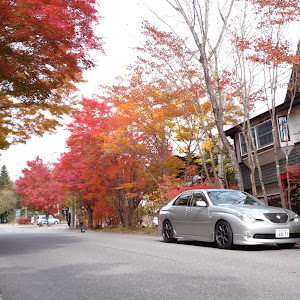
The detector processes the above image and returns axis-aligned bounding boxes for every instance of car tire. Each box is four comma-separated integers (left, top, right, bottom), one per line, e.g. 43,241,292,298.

215,220,234,249
54,221,58,224
162,220,176,243
277,243,296,249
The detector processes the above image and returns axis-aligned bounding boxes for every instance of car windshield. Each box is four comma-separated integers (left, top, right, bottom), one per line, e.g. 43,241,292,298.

207,191,263,206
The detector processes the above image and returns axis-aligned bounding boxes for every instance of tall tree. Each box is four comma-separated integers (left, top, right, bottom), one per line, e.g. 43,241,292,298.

102,73,186,201
0,189,17,223
234,0,300,207
0,0,103,149
54,99,111,225
55,98,149,227
229,3,269,203
163,0,299,198
0,165,11,189
0,165,15,223
135,21,242,188
16,157,64,215
166,0,245,189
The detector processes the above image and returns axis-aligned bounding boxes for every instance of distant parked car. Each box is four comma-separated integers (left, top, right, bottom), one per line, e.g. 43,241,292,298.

158,189,300,249
36,215,60,225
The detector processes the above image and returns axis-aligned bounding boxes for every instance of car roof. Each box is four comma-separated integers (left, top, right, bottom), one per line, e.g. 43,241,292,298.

179,189,242,193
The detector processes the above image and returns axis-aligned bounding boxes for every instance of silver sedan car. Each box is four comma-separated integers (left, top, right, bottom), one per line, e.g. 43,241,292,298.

158,189,300,249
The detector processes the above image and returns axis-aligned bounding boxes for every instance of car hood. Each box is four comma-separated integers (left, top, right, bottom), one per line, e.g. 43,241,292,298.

214,205,297,219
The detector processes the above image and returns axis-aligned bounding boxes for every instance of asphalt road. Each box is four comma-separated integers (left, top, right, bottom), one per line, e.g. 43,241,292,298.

0,224,300,300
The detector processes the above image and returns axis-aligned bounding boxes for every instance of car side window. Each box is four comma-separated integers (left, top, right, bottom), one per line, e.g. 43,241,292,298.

189,193,207,206
173,194,190,206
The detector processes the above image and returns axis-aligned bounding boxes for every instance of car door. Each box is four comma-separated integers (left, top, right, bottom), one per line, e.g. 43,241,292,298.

168,192,191,235
184,192,210,239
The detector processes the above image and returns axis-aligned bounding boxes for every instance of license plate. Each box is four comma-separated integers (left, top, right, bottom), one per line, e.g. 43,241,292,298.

276,229,289,238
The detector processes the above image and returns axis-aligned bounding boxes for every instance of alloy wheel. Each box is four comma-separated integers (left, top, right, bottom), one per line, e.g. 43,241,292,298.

163,220,175,243
215,221,233,249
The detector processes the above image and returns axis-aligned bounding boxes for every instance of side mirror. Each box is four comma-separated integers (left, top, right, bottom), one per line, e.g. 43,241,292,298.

196,200,207,207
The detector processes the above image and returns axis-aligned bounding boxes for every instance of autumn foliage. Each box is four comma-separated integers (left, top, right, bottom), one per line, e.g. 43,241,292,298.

0,0,103,149
285,160,300,201
15,0,300,226
16,157,65,215
57,96,173,227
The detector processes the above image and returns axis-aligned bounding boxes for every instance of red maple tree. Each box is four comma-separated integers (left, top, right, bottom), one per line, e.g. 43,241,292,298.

55,98,153,227
16,157,65,215
0,0,103,148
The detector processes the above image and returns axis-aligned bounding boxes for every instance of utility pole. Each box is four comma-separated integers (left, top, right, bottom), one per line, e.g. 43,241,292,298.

70,194,75,228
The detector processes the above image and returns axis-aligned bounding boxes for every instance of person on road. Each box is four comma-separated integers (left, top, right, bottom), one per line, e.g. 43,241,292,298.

67,212,71,228
77,206,87,233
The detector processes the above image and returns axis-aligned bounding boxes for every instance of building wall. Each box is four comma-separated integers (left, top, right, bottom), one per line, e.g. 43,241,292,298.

241,142,300,191
277,106,300,147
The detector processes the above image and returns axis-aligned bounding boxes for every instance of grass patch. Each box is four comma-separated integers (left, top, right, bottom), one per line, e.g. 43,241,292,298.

97,226,159,236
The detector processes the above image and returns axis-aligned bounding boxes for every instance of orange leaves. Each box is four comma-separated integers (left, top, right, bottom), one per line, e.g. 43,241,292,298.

92,199,117,225
247,39,294,67
139,21,189,59
233,36,251,52
234,1,299,70
166,181,214,200
246,0,300,24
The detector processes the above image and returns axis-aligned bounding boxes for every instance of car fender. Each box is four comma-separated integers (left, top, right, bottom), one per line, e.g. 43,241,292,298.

158,210,170,235
210,211,240,232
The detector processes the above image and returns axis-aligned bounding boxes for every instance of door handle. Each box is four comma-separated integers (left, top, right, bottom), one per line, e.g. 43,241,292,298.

186,209,192,213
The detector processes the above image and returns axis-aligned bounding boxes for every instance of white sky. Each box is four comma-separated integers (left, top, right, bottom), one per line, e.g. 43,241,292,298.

0,0,299,181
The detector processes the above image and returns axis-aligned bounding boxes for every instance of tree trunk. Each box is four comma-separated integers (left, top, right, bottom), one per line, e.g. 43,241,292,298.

217,141,225,189
209,149,220,188
197,142,215,187
271,94,286,209
284,71,298,210
242,130,257,196
170,0,244,190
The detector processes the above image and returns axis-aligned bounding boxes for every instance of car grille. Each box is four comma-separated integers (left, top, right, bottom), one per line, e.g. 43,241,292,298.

253,233,300,239
263,213,288,223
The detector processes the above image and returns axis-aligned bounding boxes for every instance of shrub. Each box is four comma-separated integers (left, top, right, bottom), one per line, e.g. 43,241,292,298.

167,181,214,200
18,217,31,225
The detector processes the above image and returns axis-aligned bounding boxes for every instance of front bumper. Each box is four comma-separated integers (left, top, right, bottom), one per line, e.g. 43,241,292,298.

231,220,300,245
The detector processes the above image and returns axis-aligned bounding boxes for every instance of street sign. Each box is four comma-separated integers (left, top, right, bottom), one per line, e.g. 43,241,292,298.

15,209,21,219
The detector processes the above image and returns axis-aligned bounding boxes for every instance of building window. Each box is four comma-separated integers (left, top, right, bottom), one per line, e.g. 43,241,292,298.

239,130,256,156
239,133,247,156
239,120,274,156
278,116,289,142
256,120,273,149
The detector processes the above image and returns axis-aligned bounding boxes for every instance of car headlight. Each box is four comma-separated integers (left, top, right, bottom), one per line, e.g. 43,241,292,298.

294,214,299,222
234,211,256,223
